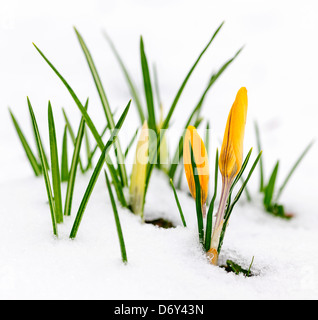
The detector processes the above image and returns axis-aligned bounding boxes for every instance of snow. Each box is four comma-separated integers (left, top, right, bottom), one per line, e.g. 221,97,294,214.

1,0,318,300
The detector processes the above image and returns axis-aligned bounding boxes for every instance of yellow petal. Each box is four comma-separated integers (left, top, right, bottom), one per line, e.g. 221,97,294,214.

183,126,209,206
129,121,149,216
219,87,248,180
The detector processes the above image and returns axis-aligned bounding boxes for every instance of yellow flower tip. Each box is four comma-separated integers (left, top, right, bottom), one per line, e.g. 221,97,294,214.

129,121,149,217
219,87,248,181
207,248,219,266
183,126,209,207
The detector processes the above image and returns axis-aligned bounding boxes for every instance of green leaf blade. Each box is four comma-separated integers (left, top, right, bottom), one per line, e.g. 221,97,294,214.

218,151,262,253
61,125,69,182
104,171,128,264
170,179,187,227
205,149,219,252
276,140,315,201
146,22,225,195
140,37,157,133
254,121,265,192
264,161,280,209
9,109,42,177
48,102,63,224
73,28,128,187
103,31,145,124
64,103,87,217
161,22,224,133
69,101,131,239
28,101,58,237
190,143,204,245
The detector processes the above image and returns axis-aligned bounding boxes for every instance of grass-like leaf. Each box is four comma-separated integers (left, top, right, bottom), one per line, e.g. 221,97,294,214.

204,149,219,252
218,151,262,253
62,108,85,173
74,27,128,187
168,30,241,181
85,123,109,170
145,23,224,200
264,161,279,210
27,97,50,171
33,43,105,156
61,125,69,182
28,100,58,237
104,170,128,264
140,37,157,133
124,128,139,158
103,30,145,124
192,46,243,125
229,148,253,196
84,127,92,170
69,102,130,239
33,42,127,206
64,101,88,217
275,140,315,202
223,258,254,277
190,143,204,245
170,179,187,227
160,22,224,133
48,102,63,224
169,113,203,181
9,108,42,176
254,121,265,192
228,151,263,218
153,63,162,109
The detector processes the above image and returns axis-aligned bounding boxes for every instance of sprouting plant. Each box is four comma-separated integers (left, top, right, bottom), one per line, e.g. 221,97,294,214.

32,26,217,224
11,94,130,242
104,22,244,185
183,126,210,218
15,96,131,263
222,256,255,277
254,122,314,219
171,88,262,266
129,121,149,219
9,99,103,179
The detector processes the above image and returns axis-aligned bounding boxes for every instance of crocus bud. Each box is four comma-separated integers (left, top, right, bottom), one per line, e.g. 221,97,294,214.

210,87,248,265
207,248,218,266
219,87,248,181
183,126,209,216
129,121,149,218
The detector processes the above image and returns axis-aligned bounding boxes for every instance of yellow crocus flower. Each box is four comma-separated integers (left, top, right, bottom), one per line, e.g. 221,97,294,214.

183,126,209,216
129,121,149,218
219,87,248,180
209,87,248,265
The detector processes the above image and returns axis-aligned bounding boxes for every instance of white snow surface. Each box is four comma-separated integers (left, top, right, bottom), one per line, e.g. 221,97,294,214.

0,0,318,300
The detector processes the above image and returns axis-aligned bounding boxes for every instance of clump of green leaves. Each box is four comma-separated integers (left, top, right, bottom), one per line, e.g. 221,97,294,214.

10,24,247,262
171,145,262,258
11,96,129,240
255,122,314,219
11,98,130,264
39,23,240,224
104,22,243,191
221,257,255,277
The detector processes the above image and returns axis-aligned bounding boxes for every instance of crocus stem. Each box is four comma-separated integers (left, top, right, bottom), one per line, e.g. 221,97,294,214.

202,203,207,219
210,177,232,257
